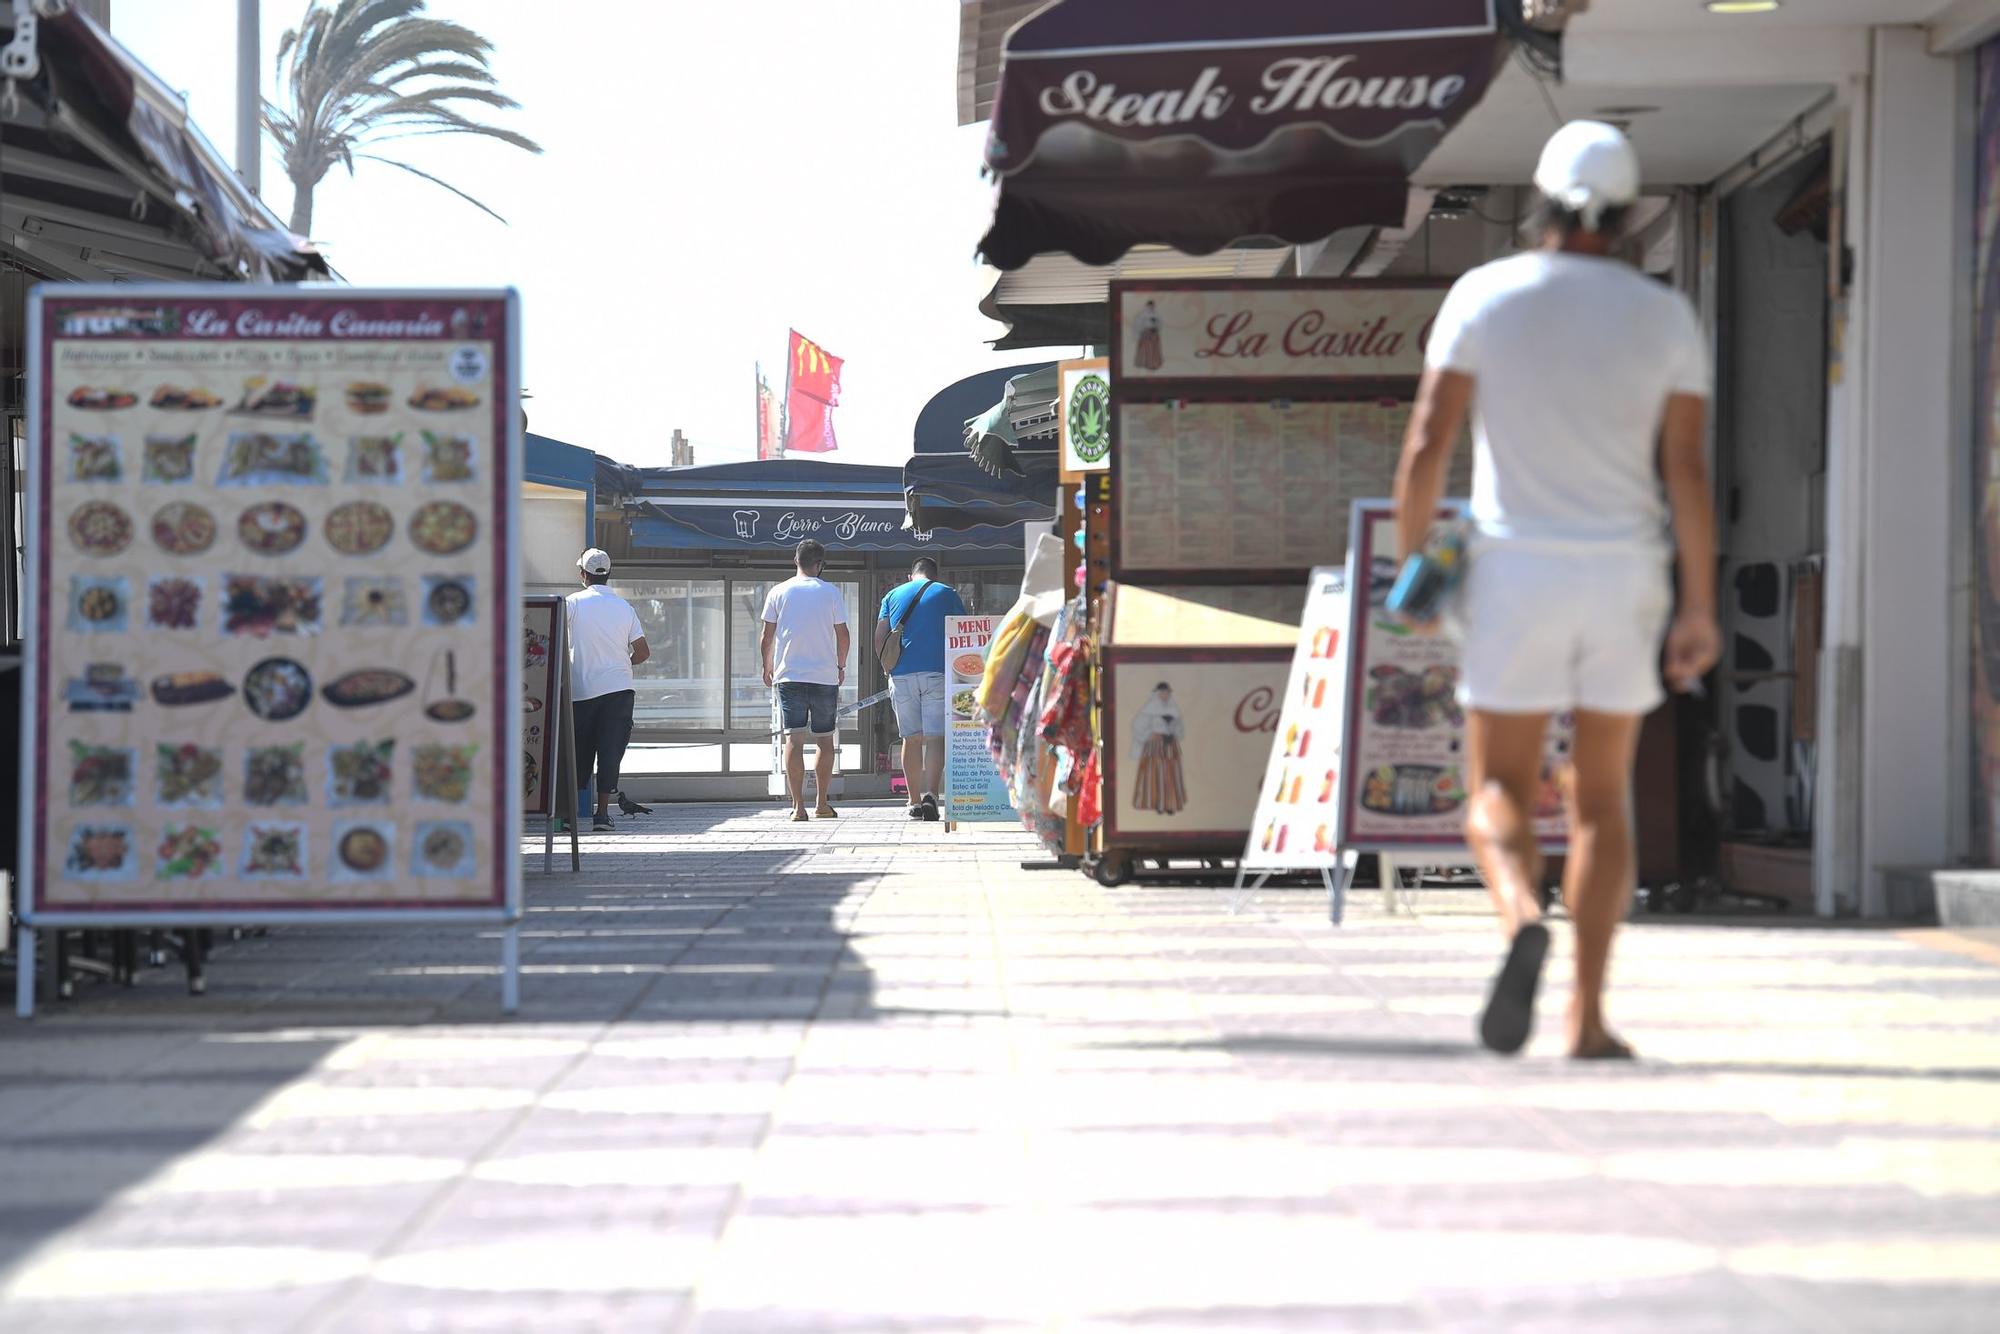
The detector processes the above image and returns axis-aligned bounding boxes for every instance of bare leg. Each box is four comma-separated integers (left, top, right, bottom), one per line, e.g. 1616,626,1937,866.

901,736,924,808
1563,709,1644,1059
922,734,945,801
813,732,837,815
784,733,808,818
1464,710,1552,935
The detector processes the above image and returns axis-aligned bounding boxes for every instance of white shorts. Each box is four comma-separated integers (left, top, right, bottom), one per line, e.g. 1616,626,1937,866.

890,671,948,737
1455,543,1672,715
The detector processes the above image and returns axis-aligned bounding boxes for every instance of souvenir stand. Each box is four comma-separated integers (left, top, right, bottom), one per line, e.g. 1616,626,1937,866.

1054,358,1111,864
964,366,1112,867
1091,279,1472,885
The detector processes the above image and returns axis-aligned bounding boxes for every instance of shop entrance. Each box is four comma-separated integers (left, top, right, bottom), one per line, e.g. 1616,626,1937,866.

1712,147,1832,905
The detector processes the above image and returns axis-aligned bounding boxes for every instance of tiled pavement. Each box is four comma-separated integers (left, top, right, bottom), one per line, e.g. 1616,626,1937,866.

2,802,1998,1332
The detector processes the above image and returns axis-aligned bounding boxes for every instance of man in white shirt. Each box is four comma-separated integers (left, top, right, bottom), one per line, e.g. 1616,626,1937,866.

1394,121,1721,1061
761,539,850,821
566,548,651,832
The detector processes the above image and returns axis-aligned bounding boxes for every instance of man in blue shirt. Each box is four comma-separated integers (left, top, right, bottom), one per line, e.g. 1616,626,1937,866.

875,557,966,820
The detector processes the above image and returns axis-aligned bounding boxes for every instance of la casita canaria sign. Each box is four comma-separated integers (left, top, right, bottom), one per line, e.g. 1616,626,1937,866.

1119,284,1448,381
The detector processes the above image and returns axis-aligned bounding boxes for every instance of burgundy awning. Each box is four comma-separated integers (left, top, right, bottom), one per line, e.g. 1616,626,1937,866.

977,1,1509,271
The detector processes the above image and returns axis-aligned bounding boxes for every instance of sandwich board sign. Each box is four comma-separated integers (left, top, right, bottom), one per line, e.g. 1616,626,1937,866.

1236,500,1573,922
18,285,524,1014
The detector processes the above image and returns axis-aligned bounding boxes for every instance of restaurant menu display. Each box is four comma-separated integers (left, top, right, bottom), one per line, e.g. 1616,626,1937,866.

1243,567,1353,868
1115,400,1471,582
522,596,563,817
1338,503,1571,851
944,614,1014,822
22,287,520,921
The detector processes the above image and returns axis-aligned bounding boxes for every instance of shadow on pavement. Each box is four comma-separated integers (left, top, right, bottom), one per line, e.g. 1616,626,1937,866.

0,1024,344,1276
1096,1033,2000,1083
0,853,884,1278
1097,1033,1477,1061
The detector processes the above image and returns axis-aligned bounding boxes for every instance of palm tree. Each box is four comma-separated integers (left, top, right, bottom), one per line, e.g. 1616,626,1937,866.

265,0,541,237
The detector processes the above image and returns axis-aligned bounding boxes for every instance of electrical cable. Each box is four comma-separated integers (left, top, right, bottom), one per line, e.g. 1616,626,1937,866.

1514,44,1566,129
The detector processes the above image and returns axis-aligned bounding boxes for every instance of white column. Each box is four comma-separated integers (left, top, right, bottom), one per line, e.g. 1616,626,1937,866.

1842,28,1967,914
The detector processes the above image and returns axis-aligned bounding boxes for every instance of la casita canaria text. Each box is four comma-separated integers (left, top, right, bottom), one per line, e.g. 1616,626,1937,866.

183,308,447,339
1196,309,1435,363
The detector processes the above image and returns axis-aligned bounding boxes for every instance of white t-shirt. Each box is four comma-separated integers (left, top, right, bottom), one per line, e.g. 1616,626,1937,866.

1425,251,1711,552
565,585,645,702
760,575,848,686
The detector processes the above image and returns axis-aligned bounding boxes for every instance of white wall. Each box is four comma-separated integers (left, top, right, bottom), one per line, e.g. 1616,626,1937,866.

1847,28,1966,912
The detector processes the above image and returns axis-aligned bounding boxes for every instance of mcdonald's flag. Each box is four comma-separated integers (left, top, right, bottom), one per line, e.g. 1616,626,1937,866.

786,330,844,453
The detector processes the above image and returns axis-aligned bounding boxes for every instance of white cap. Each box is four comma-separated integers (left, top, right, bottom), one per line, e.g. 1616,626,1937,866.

578,548,611,576
1533,120,1640,231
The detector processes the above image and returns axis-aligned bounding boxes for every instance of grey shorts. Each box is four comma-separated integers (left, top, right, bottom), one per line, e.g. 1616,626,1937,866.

890,672,947,737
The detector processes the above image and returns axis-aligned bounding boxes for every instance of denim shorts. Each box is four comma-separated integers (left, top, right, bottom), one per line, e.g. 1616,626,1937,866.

777,681,839,735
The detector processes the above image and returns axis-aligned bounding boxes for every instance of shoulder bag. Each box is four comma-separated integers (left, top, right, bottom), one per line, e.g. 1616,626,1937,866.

878,578,930,674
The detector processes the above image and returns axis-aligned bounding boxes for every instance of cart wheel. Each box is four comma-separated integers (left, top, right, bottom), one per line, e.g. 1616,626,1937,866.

189,974,207,997
1668,882,1698,914
1093,855,1133,888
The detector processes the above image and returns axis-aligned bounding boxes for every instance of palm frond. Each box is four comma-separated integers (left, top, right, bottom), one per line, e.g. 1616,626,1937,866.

355,153,508,223
268,0,537,226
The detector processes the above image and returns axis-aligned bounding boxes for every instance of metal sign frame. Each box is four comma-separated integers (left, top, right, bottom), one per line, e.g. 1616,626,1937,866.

16,285,526,1015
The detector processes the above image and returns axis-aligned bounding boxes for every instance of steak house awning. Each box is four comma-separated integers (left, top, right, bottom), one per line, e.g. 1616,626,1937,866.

978,0,1508,271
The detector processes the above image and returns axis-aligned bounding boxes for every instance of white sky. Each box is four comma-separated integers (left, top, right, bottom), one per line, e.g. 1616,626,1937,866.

111,0,1031,468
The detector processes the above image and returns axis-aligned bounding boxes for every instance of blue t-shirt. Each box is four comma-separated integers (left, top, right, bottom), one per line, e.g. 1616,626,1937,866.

877,578,965,676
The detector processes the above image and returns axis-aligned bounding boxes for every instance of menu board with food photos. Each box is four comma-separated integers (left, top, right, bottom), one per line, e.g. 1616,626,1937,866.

1337,502,1572,852
20,287,521,923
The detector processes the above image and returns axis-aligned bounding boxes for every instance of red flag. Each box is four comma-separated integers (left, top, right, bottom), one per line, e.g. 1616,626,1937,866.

785,330,843,453
755,364,780,460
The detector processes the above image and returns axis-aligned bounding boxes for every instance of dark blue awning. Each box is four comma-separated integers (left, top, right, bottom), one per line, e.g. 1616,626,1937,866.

616,458,1026,553
903,451,1059,533
629,502,1022,553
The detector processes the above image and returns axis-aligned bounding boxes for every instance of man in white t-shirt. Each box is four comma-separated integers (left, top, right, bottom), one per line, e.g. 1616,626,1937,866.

1394,121,1721,1061
566,548,651,832
760,539,850,821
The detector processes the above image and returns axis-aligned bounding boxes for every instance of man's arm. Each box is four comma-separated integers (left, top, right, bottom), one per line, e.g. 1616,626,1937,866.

835,623,851,684
1392,367,1475,561
1659,392,1721,691
759,621,776,687
872,613,892,659
630,636,650,667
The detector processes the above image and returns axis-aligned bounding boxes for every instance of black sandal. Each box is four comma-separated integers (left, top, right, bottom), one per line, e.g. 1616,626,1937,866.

1479,921,1550,1056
